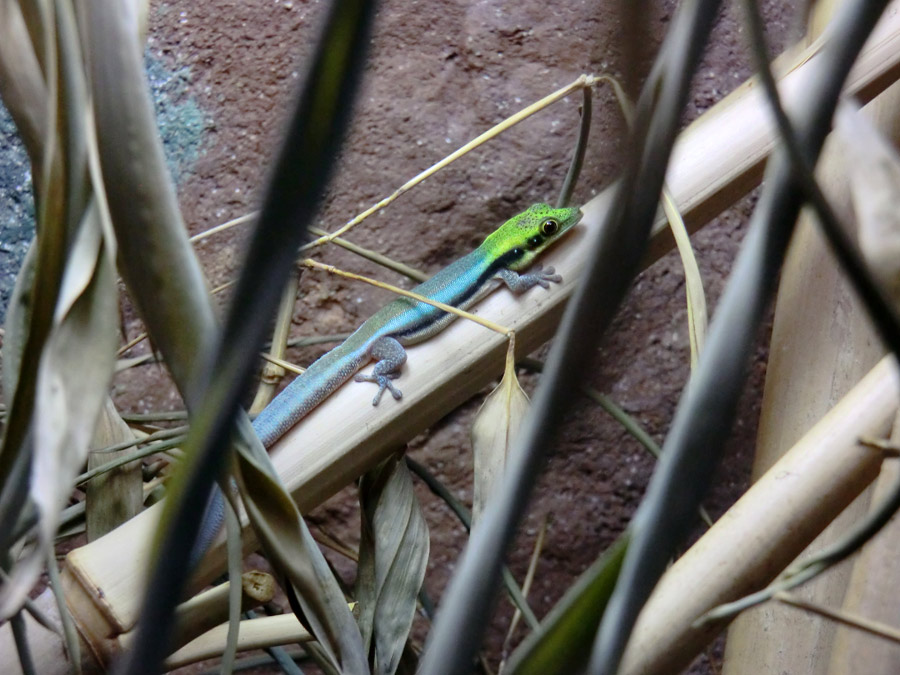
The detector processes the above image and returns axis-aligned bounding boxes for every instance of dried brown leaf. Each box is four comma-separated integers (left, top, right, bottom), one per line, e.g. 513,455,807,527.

356,455,429,675
1,206,118,618
471,338,530,523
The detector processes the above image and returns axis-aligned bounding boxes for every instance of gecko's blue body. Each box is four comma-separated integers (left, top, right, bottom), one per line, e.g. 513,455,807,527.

253,244,513,444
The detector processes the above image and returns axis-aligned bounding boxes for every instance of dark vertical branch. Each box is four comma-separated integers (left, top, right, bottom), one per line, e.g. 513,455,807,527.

419,0,724,672
588,1,892,673
556,85,592,208
112,0,377,672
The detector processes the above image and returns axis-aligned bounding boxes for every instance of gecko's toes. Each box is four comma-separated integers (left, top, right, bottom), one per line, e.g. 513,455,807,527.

383,377,403,401
358,373,403,406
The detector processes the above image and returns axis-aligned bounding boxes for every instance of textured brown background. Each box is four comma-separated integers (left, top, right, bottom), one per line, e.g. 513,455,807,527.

122,1,793,672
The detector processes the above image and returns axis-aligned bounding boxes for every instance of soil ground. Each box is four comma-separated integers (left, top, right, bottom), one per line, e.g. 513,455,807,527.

0,0,794,672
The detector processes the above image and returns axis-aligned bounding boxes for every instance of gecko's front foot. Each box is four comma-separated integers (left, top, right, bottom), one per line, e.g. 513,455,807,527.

354,372,403,406
530,264,562,288
496,265,563,293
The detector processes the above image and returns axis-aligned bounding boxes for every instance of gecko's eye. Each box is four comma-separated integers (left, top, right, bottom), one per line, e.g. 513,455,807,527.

541,218,560,236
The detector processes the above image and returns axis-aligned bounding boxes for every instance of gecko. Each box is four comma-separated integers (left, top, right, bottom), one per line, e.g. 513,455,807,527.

194,202,583,558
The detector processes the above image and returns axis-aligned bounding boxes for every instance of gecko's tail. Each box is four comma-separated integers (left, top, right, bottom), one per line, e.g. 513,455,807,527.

251,344,370,446
189,484,226,571
190,343,369,567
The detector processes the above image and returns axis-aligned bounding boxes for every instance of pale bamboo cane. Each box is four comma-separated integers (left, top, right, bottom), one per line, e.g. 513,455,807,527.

618,356,900,675
164,614,311,670
4,5,900,672
720,0,900,667
825,415,900,673
720,63,900,675
825,86,900,675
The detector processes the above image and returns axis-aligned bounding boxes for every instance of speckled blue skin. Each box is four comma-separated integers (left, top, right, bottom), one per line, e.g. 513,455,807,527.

194,203,582,561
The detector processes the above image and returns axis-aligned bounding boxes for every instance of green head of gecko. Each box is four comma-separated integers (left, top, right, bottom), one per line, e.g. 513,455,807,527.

482,203,583,271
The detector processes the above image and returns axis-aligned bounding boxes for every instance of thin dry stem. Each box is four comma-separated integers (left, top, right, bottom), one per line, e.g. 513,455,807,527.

301,74,598,250
258,352,304,377
300,258,512,336
775,590,900,644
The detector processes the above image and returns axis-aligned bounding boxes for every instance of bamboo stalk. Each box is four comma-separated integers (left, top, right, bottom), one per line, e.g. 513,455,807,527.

163,613,312,670
720,0,900,666
823,74,900,668
720,75,900,675
6,7,900,673
617,356,900,675
824,81,900,675
85,399,143,541
164,571,274,654
826,416,900,673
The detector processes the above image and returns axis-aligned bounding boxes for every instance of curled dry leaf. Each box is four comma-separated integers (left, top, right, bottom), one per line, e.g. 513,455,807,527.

661,187,707,369
470,337,530,523
356,455,429,675
837,101,900,305
0,0,48,167
1,206,118,618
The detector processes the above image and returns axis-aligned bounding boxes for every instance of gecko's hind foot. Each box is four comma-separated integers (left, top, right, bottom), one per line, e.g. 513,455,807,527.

354,372,403,406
